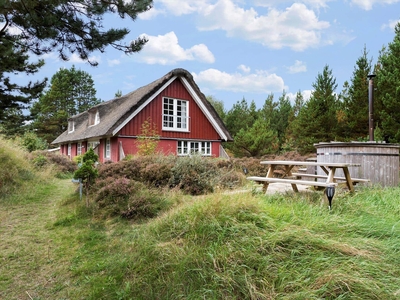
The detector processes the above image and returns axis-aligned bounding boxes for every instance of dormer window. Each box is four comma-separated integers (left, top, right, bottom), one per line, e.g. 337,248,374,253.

68,120,75,133
89,110,100,126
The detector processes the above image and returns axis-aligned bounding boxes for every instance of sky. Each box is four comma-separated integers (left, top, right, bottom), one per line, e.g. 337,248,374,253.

17,0,400,110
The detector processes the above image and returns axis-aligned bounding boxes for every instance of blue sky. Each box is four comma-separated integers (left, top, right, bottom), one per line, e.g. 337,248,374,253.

21,0,400,110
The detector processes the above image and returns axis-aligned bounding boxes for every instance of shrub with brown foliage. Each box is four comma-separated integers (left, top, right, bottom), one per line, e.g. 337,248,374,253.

29,150,77,176
94,177,169,220
169,155,221,195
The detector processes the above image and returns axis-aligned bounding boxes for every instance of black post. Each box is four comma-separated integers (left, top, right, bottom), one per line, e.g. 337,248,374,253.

367,74,376,142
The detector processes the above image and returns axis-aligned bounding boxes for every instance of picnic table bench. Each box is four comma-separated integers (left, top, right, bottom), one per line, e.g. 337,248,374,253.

247,160,367,193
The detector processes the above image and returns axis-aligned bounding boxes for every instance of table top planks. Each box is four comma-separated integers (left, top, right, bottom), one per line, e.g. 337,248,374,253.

260,160,361,167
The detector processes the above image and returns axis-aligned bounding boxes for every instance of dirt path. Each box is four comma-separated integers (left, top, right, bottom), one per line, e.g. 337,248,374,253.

0,179,75,300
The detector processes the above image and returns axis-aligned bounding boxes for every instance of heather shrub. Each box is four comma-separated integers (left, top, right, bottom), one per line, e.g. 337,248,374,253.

95,177,135,204
170,154,221,195
94,177,169,220
217,170,246,189
97,160,127,180
97,155,176,189
29,150,77,176
141,162,173,187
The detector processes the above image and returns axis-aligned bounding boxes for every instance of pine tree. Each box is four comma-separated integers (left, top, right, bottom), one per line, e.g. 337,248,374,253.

376,22,400,142
0,108,27,136
0,33,46,127
206,95,226,121
341,46,372,140
31,66,101,143
225,98,257,138
233,118,278,157
285,91,305,151
273,91,292,150
0,0,152,66
292,65,339,153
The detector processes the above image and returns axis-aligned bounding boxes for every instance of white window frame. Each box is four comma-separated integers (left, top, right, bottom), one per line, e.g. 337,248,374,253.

77,142,82,156
68,121,75,133
104,138,111,159
94,111,100,125
162,97,189,132
89,110,100,126
67,143,71,157
177,141,211,156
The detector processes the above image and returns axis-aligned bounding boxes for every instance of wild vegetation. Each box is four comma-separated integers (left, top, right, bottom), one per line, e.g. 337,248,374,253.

1,137,400,299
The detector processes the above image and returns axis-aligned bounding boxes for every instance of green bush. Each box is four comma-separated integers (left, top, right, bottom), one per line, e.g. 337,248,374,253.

32,154,48,168
18,131,48,152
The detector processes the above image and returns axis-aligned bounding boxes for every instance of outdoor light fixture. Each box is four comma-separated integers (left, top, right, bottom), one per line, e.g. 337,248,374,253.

325,186,335,210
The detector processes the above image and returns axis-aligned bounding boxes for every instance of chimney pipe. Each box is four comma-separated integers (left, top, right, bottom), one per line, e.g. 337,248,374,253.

367,74,376,142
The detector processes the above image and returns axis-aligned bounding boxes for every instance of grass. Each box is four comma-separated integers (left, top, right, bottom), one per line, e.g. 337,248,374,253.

2,181,400,299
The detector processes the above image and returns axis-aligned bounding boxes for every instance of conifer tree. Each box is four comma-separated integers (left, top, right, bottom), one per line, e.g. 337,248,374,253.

233,118,278,157
376,22,400,142
273,91,292,150
285,91,305,151
291,65,339,153
0,33,46,127
0,0,152,66
340,46,372,140
225,98,257,138
207,95,226,121
31,66,101,143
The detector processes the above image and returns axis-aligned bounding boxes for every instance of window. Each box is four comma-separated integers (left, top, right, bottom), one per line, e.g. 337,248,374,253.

77,142,82,156
104,139,111,159
67,143,71,157
68,120,75,133
163,97,189,131
177,141,211,156
89,110,100,126
88,140,100,150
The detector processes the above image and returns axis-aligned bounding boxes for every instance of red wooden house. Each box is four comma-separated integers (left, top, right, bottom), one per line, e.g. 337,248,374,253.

52,68,233,163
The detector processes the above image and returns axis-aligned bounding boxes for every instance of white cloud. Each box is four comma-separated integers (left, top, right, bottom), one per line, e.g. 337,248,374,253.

139,7,164,20
350,0,400,10
69,53,101,64
197,1,330,51
192,68,286,94
134,31,215,65
156,0,211,15
287,60,307,74
287,90,312,104
381,19,400,31
107,59,121,67
253,0,333,9
238,64,251,73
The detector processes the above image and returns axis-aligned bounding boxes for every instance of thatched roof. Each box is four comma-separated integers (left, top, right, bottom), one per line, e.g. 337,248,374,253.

52,68,233,144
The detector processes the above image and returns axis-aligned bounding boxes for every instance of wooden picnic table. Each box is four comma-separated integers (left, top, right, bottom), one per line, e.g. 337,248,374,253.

247,160,364,193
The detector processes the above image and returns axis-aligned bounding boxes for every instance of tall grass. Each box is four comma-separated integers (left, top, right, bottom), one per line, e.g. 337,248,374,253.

28,187,399,300
0,136,56,203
